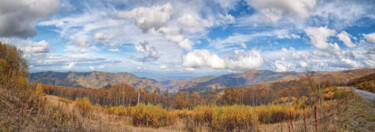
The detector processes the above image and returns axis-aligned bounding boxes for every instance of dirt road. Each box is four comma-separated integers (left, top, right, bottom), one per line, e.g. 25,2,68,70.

351,87,375,104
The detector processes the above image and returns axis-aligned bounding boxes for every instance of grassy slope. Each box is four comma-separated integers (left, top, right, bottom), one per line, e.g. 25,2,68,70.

338,90,375,131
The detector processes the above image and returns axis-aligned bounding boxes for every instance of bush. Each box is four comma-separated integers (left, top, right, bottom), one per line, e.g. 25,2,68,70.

356,80,375,93
75,97,92,117
256,105,291,124
191,105,255,131
131,103,172,128
105,106,129,116
333,89,348,99
323,86,337,100
323,86,348,100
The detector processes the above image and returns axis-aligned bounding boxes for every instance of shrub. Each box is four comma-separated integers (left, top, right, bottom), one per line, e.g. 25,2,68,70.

59,98,71,104
356,80,375,93
192,105,255,131
323,86,348,100
105,106,129,116
131,103,172,128
75,97,92,117
256,105,291,124
323,86,338,100
333,89,348,99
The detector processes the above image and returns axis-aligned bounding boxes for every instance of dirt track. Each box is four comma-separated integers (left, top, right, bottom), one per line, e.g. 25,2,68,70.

351,87,375,104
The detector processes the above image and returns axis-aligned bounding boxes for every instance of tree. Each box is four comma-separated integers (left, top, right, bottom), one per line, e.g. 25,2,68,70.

35,83,44,96
304,67,315,109
220,86,240,105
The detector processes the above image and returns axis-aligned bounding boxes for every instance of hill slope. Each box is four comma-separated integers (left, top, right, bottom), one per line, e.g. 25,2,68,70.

158,75,216,93
184,69,375,93
29,71,165,92
185,70,302,92
347,72,375,85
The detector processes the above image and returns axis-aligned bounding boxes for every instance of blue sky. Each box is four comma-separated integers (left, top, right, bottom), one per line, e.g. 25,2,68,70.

1,0,375,79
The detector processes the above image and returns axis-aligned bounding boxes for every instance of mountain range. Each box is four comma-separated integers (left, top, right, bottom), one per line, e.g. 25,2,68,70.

29,69,375,93
29,71,165,92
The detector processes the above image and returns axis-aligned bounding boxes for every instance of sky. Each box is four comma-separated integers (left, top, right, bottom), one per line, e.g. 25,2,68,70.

1,0,375,79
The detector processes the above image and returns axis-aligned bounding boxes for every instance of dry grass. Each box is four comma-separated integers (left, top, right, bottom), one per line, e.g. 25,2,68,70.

2,84,369,132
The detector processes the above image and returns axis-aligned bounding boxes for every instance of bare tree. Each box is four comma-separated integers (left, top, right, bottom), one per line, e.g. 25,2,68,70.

305,67,315,109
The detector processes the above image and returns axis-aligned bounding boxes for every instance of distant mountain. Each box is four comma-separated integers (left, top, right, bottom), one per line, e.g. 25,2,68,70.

29,71,165,92
30,69,375,93
183,70,302,92
158,75,216,93
306,69,375,85
182,69,375,92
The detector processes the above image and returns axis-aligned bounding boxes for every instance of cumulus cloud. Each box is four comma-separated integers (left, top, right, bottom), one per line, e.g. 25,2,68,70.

0,0,60,38
89,65,94,70
246,0,316,23
94,32,118,47
23,40,50,54
364,33,375,44
304,27,363,69
182,49,225,69
0,38,50,55
337,31,356,48
305,27,336,51
182,49,263,71
117,3,173,32
73,36,90,47
226,50,263,70
63,62,76,70
274,58,294,72
135,41,159,62
177,13,213,27
158,26,193,50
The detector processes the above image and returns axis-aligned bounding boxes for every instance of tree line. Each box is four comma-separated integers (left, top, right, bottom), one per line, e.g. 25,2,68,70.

42,76,334,109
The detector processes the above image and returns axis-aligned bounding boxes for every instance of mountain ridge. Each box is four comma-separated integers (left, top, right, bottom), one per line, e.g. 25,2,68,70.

29,71,165,92
29,69,375,93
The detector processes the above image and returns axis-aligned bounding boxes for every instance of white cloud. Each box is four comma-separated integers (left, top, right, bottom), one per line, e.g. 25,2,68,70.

337,31,356,48
274,58,294,72
109,48,119,52
304,27,363,69
160,65,167,69
117,3,173,32
310,0,374,29
24,40,50,54
240,43,247,48
364,60,375,68
183,49,263,71
226,50,263,70
0,38,49,55
183,49,225,69
305,27,336,50
210,29,291,51
0,0,60,38
63,62,76,70
135,41,159,61
73,36,90,47
158,26,193,50
277,34,300,39
89,65,94,70
364,33,375,44
246,0,316,23
177,13,213,27
94,32,118,47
